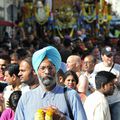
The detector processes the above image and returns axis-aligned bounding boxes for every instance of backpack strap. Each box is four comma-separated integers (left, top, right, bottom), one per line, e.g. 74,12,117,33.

64,87,74,120
109,63,114,72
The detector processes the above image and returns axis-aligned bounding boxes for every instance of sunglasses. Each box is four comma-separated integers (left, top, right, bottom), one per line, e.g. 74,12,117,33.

106,54,113,57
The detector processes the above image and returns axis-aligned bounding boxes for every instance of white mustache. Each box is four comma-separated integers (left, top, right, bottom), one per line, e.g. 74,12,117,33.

43,75,52,80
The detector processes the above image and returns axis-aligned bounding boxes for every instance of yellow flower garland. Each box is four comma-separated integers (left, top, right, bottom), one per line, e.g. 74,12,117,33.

57,27,74,39
81,0,112,24
34,109,45,120
98,0,112,25
82,2,96,23
34,108,55,120
55,5,76,29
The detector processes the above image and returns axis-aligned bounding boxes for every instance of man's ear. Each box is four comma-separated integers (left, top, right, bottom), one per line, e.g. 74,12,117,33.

12,74,17,81
101,83,106,90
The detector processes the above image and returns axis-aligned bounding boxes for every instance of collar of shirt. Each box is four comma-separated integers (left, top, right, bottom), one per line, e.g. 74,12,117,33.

39,85,61,99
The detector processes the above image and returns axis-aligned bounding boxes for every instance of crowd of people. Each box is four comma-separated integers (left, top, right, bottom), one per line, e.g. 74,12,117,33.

0,26,120,120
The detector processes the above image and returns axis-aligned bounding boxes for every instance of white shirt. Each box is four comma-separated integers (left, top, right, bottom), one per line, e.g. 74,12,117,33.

3,84,30,108
93,62,120,104
84,91,111,120
77,74,88,94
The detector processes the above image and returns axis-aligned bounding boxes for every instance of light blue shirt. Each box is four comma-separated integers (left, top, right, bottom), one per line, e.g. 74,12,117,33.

14,85,87,120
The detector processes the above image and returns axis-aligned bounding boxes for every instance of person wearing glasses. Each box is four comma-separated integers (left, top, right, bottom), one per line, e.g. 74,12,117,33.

92,46,120,120
15,46,87,120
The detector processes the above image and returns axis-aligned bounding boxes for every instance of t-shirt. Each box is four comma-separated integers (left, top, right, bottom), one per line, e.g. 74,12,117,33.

84,91,111,120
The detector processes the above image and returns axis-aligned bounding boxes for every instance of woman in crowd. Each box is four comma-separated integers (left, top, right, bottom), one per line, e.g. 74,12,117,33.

64,70,78,90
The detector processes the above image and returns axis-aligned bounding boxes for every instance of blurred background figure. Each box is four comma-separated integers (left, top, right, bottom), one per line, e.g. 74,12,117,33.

10,52,19,64
114,51,120,64
91,46,101,63
57,69,65,86
0,54,10,82
0,54,10,115
3,63,20,108
0,91,22,120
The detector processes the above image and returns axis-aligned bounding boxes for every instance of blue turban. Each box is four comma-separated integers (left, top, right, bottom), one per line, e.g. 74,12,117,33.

32,46,62,73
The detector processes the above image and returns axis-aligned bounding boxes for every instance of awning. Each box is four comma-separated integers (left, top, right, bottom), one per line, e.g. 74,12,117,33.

0,20,16,27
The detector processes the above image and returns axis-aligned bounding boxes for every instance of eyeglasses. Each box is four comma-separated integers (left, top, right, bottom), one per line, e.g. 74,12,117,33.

83,61,93,64
39,65,55,72
106,54,113,58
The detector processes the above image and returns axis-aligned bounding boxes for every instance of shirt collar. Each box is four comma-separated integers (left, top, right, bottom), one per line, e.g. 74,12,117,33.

39,84,60,99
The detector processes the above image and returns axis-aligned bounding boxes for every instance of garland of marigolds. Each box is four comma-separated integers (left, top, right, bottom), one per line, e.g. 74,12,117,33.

55,5,76,29
82,1,96,23
34,108,55,120
34,108,65,120
98,0,112,25
57,27,74,39
81,0,112,24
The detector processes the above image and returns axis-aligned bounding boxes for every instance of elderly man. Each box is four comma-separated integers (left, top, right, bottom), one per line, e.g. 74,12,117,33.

82,55,96,94
14,46,87,120
66,55,88,103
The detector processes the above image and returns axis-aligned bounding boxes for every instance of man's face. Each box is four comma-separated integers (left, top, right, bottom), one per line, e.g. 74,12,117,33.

0,59,6,77
101,54,113,66
18,60,32,84
10,55,18,64
66,56,77,71
83,57,95,73
92,48,100,58
104,81,115,96
37,58,56,88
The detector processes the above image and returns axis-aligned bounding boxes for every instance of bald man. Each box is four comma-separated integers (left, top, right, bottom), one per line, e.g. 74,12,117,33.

66,55,81,77
66,55,89,102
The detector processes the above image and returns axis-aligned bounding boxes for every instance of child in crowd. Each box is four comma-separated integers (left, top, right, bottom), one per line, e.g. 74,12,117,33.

0,90,22,120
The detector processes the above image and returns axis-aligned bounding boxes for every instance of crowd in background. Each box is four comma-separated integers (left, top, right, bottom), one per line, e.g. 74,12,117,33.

0,25,120,120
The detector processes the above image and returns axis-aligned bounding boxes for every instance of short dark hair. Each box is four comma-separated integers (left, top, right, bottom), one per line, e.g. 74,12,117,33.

64,70,78,84
95,71,116,89
22,56,32,67
4,63,19,77
0,54,10,64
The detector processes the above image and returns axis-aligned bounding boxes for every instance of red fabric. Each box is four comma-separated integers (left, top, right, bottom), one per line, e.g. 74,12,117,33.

0,20,15,27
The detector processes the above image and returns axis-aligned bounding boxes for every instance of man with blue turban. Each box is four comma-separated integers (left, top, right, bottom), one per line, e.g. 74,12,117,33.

32,46,61,73
15,46,87,120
